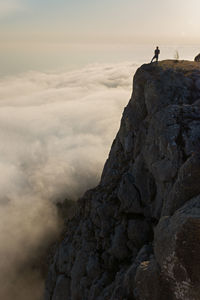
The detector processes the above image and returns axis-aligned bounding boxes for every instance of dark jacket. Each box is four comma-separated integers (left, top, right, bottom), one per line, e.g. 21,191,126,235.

155,49,160,57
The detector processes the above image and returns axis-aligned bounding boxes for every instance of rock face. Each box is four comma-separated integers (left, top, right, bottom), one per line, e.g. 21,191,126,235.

45,60,200,300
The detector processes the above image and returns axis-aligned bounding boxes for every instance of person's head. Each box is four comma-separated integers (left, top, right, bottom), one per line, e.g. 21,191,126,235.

156,46,159,49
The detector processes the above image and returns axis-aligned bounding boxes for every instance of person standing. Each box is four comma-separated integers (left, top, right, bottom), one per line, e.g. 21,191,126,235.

151,46,160,63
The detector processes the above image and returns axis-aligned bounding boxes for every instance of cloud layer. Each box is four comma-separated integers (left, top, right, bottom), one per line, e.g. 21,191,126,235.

0,61,138,299
0,62,138,201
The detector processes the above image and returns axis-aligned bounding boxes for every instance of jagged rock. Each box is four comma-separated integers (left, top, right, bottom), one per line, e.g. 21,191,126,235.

194,53,200,62
123,244,153,297
45,61,200,300
52,276,71,300
71,250,88,300
155,196,200,299
109,224,129,260
86,255,101,280
127,219,153,249
134,257,162,300
118,173,143,214
163,153,200,215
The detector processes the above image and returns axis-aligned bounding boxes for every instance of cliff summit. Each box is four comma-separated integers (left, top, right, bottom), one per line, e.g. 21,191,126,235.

45,60,200,300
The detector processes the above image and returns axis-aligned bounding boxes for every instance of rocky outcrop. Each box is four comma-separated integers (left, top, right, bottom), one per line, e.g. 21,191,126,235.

194,54,200,62
45,60,200,300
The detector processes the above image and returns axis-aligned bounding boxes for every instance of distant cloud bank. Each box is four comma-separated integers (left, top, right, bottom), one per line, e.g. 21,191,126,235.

0,62,137,201
0,61,138,299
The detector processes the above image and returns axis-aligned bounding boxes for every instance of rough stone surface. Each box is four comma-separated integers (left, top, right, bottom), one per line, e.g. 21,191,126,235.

45,60,200,300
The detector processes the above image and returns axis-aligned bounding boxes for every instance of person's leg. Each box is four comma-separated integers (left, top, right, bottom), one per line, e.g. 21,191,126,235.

151,55,156,63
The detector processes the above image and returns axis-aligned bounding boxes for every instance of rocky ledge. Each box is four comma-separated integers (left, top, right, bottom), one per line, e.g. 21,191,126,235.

45,60,200,300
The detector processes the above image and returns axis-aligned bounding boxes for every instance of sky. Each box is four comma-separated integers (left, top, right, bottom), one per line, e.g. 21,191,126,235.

0,0,200,43
0,0,200,74
0,1,200,298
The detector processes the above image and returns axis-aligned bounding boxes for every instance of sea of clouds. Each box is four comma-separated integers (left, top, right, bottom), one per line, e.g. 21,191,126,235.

0,61,139,299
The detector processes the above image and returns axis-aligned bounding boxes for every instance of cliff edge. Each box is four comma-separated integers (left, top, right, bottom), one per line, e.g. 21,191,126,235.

45,60,200,300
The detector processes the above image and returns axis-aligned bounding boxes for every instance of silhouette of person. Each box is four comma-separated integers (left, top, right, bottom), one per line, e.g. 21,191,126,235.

151,46,160,63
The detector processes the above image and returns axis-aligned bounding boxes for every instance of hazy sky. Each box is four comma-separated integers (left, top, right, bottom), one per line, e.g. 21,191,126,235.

0,0,200,74
1,0,200,43
0,1,199,297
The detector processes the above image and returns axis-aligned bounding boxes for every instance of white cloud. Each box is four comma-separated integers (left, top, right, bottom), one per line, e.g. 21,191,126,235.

0,62,138,200
0,61,139,299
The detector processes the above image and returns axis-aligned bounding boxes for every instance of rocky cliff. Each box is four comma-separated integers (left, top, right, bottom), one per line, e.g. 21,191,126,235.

45,60,200,300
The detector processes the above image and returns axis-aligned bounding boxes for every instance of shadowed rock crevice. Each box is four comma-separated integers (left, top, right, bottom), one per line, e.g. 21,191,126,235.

45,60,200,300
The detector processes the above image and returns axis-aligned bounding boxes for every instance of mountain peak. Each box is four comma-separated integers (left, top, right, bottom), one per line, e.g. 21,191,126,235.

45,61,200,300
